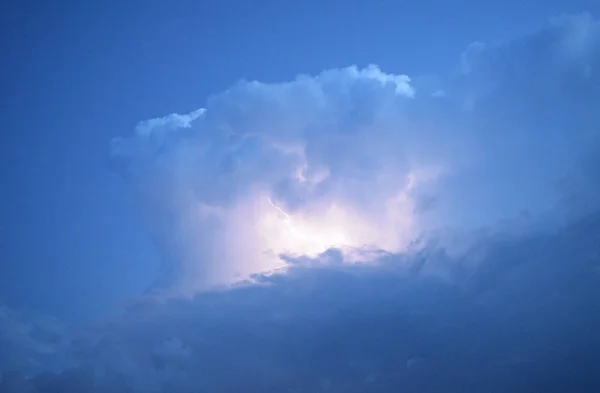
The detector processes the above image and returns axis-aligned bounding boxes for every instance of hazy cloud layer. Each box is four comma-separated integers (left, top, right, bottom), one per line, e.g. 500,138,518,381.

0,305,69,377
2,13,600,393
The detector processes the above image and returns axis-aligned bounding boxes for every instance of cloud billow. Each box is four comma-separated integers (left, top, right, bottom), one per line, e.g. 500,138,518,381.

112,14,599,294
3,13,600,393
111,64,449,292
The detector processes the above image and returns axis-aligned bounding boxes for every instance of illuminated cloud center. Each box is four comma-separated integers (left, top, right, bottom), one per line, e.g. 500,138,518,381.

165,165,437,293
263,197,347,256
209,168,440,290
257,194,407,258
255,170,440,259
112,65,453,292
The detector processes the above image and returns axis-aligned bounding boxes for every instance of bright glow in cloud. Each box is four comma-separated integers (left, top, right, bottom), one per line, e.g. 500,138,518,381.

111,65,452,293
263,196,351,256
111,14,600,296
169,168,433,292
3,12,600,393
255,167,444,259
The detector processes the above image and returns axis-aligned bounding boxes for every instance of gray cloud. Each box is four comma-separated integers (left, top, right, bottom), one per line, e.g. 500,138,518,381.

4,211,600,391
0,305,70,378
3,12,600,393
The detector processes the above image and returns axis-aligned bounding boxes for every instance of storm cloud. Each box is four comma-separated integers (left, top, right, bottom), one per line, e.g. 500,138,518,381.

2,12,600,393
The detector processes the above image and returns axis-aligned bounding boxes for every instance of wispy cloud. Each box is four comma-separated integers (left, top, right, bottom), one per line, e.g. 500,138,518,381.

0,305,69,376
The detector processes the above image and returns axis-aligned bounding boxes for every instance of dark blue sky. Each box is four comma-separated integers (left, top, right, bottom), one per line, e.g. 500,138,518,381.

1,0,598,323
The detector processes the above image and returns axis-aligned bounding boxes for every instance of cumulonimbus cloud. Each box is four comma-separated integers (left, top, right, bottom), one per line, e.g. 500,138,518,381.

2,12,600,393
111,14,599,295
110,66,449,293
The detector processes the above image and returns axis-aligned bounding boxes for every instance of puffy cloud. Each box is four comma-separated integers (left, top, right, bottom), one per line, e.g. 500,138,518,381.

111,14,600,294
4,12,600,393
111,65,455,293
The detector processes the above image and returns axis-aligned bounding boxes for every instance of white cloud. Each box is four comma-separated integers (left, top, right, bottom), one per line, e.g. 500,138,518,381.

111,64,455,293
113,14,600,293
4,13,599,392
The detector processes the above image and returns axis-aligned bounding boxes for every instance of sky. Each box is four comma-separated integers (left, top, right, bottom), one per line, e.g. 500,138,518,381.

1,1,600,392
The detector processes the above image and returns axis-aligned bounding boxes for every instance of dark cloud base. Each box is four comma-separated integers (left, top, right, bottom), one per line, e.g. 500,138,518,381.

2,211,600,392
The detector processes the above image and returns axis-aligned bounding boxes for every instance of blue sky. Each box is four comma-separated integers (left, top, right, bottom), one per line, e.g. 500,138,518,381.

2,1,600,391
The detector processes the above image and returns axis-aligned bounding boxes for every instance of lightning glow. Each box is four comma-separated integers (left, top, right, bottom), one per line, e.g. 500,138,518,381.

238,169,439,272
